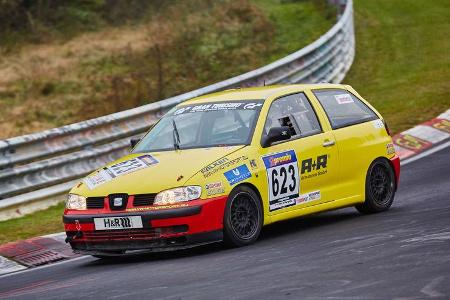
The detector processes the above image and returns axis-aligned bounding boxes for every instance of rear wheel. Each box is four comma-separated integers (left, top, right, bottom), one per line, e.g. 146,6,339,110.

356,158,396,214
223,186,263,247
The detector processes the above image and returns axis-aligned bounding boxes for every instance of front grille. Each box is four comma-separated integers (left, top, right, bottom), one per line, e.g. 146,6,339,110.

86,197,105,209
72,226,188,242
133,194,157,206
84,229,160,240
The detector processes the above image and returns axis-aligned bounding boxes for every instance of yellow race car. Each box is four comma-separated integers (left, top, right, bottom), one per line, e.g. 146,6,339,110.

63,84,400,256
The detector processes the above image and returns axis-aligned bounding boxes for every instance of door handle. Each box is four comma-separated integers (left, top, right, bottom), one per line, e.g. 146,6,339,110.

323,140,335,147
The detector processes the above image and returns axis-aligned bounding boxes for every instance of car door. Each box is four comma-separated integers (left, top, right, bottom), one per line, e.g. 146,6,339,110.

311,88,384,201
259,92,340,216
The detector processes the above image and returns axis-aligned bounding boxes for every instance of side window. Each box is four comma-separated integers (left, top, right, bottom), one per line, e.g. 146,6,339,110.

313,89,377,129
264,93,321,140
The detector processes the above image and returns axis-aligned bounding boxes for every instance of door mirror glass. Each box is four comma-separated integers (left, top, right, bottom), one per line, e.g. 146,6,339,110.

262,126,291,147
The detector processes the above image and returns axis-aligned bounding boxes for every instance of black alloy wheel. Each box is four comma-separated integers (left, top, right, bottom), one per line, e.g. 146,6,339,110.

223,186,263,247
356,158,396,214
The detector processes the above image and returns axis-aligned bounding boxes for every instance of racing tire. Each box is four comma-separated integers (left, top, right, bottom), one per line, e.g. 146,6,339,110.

223,186,263,247
356,158,396,214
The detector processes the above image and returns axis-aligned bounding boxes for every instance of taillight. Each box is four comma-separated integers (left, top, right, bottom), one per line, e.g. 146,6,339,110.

383,119,391,136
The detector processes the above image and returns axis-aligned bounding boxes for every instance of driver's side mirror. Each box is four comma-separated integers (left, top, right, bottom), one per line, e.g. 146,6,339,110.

262,126,291,148
130,138,140,148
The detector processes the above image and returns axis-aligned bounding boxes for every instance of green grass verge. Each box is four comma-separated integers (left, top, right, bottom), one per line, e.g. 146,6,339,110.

345,0,450,134
0,203,65,245
252,0,336,61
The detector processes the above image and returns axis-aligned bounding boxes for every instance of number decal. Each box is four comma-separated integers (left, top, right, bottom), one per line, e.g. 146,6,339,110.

280,167,288,195
272,169,279,196
288,165,296,192
262,150,300,212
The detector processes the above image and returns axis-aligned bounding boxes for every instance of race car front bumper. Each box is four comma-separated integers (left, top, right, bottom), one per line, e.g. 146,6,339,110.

63,196,227,255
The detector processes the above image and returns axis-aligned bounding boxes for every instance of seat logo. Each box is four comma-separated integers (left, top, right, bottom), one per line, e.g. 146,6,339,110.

113,197,123,207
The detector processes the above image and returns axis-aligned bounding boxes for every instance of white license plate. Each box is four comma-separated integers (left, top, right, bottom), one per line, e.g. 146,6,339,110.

94,216,143,230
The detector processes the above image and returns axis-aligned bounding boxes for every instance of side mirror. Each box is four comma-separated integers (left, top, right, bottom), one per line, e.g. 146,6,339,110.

130,138,140,148
262,126,291,148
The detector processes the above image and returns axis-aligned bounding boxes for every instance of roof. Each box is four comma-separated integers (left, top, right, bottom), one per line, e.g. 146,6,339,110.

182,83,347,104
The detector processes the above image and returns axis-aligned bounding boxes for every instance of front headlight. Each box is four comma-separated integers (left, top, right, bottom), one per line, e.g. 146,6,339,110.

66,194,87,210
154,186,202,205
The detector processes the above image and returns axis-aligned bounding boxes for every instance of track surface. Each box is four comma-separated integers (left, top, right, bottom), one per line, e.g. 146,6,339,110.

1,146,449,299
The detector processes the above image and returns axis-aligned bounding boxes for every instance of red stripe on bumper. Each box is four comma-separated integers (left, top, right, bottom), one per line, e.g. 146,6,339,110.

390,155,401,186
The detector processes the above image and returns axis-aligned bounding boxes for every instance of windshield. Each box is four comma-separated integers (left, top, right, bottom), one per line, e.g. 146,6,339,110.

133,100,264,152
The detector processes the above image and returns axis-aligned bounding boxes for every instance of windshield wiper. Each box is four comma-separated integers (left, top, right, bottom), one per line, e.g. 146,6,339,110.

172,119,181,150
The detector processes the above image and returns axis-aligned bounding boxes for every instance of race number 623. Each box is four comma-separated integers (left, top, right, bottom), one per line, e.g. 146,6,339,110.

262,150,300,209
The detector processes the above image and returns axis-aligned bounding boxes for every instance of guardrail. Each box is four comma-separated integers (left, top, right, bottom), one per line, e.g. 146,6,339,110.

0,0,354,220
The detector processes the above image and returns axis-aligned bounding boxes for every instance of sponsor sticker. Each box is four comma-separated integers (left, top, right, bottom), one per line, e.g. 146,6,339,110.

224,164,252,185
201,156,248,178
249,159,258,170
262,150,300,212
84,154,158,190
126,203,189,212
295,190,321,205
300,154,328,180
174,101,264,115
205,182,225,196
334,94,354,104
373,119,385,129
386,143,396,155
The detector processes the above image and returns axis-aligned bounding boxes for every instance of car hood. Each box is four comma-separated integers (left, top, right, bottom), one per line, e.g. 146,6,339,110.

72,146,245,196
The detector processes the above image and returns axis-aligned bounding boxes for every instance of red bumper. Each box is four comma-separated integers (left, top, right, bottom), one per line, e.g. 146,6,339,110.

390,155,401,187
63,196,227,254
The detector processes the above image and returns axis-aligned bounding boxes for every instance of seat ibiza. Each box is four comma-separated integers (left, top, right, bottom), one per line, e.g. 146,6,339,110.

63,84,400,256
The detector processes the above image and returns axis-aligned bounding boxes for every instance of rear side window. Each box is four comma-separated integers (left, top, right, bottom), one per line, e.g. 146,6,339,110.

313,89,377,129
264,92,322,140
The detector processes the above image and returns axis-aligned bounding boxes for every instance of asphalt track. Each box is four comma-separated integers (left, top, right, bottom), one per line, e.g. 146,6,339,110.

1,146,449,299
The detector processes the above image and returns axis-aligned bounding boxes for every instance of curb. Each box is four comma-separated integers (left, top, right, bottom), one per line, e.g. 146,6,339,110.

1,108,449,276
393,109,450,160
0,232,80,276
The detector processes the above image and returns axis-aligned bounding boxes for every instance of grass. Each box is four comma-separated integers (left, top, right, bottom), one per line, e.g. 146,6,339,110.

252,0,336,61
345,0,450,134
0,203,65,245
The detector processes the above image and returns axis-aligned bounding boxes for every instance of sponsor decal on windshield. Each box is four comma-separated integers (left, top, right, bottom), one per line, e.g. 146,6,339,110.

334,94,354,104
224,164,252,185
174,100,263,115
84,154,158,190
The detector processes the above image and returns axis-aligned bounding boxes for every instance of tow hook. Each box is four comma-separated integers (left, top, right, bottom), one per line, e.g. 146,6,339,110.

65,220,83,243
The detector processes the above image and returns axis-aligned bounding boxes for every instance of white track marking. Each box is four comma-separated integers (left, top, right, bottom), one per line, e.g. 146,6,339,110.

0,256,27,275
0,255,92,279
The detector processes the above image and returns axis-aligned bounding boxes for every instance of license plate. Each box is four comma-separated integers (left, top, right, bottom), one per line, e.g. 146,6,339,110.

94,216,143,230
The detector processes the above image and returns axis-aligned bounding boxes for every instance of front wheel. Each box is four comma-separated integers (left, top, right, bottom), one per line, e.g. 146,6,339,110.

223,186,263,247
356,158,396,214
